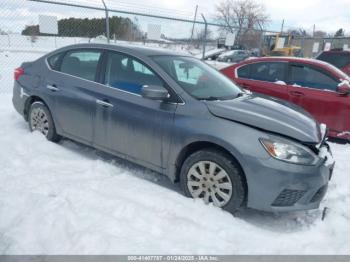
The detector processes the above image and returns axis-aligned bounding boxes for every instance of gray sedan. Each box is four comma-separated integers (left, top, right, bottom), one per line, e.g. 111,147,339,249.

217,50,250,63
12,43,334,213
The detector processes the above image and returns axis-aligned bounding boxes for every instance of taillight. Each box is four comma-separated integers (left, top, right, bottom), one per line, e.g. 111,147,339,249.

14,67,24,81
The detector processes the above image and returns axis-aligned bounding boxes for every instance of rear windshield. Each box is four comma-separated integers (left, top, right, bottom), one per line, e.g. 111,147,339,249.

317,52,350,68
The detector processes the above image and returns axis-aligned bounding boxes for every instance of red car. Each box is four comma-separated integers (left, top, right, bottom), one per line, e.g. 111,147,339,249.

316,50,350,76
220,57,350,141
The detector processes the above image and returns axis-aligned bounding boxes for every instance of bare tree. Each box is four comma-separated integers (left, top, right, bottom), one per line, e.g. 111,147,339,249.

196,28,212,41
216,0,269,44
193,28,212,48
335,28,345,37
287,28,310,37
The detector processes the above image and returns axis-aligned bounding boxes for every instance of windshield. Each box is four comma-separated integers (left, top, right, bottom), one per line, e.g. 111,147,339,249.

320,60,350,80
317,52,350,69
152,56,243,100
218,50,237,58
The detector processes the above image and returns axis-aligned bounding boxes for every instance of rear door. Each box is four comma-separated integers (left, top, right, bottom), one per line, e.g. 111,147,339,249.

234,61,289,100
45,49,103,144
287,63,349,134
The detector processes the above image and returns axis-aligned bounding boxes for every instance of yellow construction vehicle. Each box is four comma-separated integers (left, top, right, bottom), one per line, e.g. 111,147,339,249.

262,33,301,57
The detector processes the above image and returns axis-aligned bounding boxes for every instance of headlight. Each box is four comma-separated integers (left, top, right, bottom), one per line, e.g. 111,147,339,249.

259,137,318,165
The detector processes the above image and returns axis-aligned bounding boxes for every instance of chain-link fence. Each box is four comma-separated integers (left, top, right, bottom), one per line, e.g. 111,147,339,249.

291,36,350,58
0,0,273,93
2,0,350,94
2,1,350,56
0,0,277,54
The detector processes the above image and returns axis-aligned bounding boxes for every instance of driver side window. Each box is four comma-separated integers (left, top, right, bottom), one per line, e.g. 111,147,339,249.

290,64,339,91
104,52,164,95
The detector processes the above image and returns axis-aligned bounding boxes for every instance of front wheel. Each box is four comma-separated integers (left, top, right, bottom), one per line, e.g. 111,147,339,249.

28,101,61,142
180,149,246,213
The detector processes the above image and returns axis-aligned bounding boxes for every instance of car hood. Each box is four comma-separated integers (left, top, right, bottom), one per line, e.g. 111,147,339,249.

205,94,321,143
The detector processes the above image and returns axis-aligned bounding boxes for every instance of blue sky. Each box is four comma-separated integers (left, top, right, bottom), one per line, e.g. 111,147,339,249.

1,0,349,37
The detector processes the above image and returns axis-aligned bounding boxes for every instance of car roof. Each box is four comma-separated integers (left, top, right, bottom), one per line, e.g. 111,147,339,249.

48,43,190,58
222,56,350,79
233,56,335,68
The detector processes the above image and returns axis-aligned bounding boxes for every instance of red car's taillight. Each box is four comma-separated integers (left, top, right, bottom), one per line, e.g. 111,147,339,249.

14,67,24,81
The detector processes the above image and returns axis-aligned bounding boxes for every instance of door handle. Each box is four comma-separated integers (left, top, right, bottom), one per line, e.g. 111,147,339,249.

46,84,60,92
96,99,114,108
241,83,251,89
289,91,304,96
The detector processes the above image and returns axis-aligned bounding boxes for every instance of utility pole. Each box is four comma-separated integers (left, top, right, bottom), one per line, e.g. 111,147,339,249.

313,24,316,37
201,14,207,60
190,5,198,43
101,0,110,43
257,21,264,56
280,19,284,34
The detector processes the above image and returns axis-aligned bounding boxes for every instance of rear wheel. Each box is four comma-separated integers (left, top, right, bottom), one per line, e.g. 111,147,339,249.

28,102,61,142
180,149,245,213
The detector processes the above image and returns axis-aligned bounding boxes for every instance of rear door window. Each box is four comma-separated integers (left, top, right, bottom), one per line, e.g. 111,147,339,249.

60,50,102,81
289,64,339,91
237,64,251,79
246,62,287,82
47,53,62,70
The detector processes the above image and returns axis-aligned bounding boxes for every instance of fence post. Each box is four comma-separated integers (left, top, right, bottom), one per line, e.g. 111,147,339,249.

189,5,198,47
7,33,11,47
301,35,305,57
257,21,264,57
259,31,264,57
101,0,110,43
201,14,207,60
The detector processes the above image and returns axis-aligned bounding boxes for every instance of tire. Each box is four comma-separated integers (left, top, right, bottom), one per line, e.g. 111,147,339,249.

28,101,61,142
180,149,245,213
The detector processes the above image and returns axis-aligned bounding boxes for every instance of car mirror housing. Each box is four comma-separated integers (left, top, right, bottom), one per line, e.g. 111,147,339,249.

337,81,350,95
141,85,170,101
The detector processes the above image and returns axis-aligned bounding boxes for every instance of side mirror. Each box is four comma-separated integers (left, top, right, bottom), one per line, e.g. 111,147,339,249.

141,85,170,101
337,81,350,96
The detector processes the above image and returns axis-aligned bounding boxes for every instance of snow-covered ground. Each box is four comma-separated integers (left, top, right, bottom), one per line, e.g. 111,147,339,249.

0,51,43,94
1,50,350,255
206,60,233,70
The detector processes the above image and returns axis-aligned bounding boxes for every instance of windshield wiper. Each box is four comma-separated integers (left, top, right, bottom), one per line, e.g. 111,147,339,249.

198,96,220,101
199,93,246,101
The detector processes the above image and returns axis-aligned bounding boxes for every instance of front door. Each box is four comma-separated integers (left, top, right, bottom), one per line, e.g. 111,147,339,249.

287,63,350,136
93,51,177,169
